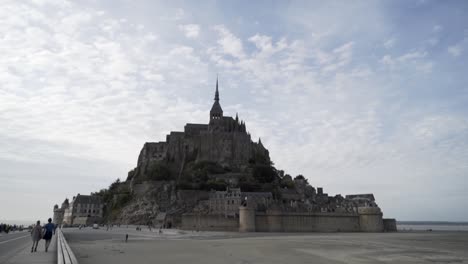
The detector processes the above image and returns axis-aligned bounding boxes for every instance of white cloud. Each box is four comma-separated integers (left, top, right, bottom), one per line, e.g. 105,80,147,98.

0,1,212,168
426,37,439,46
448,37,468,57
178,24,200,38
212,25,245,59
248,34,287,55
398,50,427,61
433,25,443,32
380,50,432,73
0,0,467,222
322,41,354,72
448,44,462,57
383,38,396,49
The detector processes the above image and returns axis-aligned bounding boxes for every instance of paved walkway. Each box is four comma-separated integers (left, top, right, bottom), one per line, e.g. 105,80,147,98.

0,233,56,264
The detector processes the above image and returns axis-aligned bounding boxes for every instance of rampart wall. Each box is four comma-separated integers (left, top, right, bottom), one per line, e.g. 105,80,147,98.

181,207,385,232
255,211,361,232
181,214,239,231
383,218,397,232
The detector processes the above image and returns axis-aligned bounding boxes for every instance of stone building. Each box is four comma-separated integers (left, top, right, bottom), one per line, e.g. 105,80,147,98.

53,198,69,226
63,194,103,226
208,188,272,217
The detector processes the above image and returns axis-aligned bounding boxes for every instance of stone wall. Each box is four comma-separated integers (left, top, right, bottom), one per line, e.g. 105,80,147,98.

358,207,384,232
177,190,210,208
254,211,361,232
181,207,385,233
132,181,167,197
383,218,397,232
180,214,239,231
72,216,102,226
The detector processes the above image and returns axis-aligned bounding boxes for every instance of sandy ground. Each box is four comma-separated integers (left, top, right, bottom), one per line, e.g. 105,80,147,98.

64,227,468,264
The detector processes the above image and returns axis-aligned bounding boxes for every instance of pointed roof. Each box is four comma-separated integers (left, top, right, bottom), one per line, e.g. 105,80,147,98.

210,77,223,114
215,76,219,101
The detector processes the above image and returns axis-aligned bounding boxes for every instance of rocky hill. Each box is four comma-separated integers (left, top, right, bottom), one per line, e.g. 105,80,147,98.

92,80,369,226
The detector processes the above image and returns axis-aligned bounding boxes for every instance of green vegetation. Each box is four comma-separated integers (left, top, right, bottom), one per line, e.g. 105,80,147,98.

148,162,173,181
176,161,229,190
294,174,308,184
191,160,226,175
92,178,132,222
280,174,295,189
252,164,277,183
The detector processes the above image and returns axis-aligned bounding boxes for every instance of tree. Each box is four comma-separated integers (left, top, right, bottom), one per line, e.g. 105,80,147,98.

148,163,173,181
280,174,294,189
252,165,277,183
109,178,121,192
200,179,228,191
294,174,309,184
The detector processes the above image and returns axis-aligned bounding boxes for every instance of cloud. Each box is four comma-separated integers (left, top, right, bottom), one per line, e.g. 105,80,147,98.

383,38,396,49
433,25,443,32
0,1,212,168
448,44,462,57
380,50,433,73
0,0,467,222
448,37,468,57
212,25,245,59
322,41,354,72
178,24,200,38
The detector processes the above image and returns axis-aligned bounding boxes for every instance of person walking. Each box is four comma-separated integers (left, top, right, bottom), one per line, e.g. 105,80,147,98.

30,221,42,252
43,218,55,252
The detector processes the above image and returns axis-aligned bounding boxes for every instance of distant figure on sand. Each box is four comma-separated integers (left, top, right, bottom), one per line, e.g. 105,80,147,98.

30,220,42,252
43,218,55,252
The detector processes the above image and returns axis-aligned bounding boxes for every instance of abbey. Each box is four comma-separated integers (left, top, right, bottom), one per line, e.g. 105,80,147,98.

127,78,269,184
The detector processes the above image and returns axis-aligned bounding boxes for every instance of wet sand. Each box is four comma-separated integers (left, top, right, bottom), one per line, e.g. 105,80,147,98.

64,227,468,264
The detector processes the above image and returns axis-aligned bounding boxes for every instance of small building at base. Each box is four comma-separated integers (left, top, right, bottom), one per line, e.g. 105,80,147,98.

58,194,104,226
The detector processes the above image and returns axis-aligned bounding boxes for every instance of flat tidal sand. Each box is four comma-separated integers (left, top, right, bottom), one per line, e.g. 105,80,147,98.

65,229,468,264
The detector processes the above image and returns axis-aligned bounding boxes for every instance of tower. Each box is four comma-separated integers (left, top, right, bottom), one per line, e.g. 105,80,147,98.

209,77,223,125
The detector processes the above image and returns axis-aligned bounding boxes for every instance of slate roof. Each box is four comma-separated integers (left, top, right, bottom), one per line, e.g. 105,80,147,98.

210,100,223,113
73,195,102,205
345,194,375,201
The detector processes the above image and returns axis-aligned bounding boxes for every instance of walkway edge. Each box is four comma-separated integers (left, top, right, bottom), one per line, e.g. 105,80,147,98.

57,229,78,264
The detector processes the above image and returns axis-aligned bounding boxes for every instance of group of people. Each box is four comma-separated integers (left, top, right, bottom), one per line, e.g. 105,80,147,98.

0,223,23,233
30,218,55,253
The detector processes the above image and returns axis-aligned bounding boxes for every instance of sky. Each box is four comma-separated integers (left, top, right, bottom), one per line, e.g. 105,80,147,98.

0,0,467,223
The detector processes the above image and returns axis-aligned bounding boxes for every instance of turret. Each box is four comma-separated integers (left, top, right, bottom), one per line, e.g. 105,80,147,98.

61,198,69,209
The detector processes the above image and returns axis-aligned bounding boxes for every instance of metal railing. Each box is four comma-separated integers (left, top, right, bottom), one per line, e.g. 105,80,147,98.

57,228,79,264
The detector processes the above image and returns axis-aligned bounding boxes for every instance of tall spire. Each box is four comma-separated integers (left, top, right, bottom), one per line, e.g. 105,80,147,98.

210,76,223,122
214,75,219,101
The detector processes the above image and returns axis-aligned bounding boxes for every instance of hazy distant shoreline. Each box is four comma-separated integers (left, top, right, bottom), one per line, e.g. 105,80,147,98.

0,219,36,226
398,221,468,225
397,221,468,232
